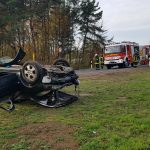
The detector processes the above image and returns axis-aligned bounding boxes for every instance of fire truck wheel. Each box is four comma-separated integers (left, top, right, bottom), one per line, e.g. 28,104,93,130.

107,65,111,69
118,64,123,68
124,60,129,68
131,63,137,67
132,64,138,68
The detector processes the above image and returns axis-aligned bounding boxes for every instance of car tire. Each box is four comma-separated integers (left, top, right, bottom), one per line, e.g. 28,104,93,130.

53,59,70,67
20,61,43,87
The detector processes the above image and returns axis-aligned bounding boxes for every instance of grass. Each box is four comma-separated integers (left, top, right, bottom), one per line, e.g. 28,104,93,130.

0,67,150,150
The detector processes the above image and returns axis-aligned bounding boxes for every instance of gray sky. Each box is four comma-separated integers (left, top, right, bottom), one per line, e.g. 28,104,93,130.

98,0,150,45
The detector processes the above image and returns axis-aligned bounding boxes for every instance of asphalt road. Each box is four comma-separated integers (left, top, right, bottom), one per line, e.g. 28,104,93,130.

76,65,149,78
0,64,149,77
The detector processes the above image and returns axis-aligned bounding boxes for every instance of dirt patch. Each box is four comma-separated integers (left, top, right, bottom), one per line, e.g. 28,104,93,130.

116,96,127,102
80,93,93,97
17,122,79,150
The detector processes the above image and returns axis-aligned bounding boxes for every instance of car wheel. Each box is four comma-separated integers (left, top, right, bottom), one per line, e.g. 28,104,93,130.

53,59,70,67
21,61,43,87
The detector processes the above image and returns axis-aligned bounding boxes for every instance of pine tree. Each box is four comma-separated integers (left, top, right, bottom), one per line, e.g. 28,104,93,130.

77,0,106,57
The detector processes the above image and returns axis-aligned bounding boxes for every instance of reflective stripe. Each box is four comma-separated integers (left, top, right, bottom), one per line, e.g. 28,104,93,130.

133,55,139,62
100,57,104,62
94,56,105,65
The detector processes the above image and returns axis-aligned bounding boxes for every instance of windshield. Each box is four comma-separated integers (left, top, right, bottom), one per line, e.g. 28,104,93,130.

134,46,139,54
105,45,125,54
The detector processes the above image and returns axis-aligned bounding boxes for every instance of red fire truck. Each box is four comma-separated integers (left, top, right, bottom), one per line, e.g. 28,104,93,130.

104,41,140,69
140,45,150,65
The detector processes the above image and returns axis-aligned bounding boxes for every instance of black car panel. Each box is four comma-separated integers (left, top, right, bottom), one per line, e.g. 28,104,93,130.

0,59,79,112
0,48,25,67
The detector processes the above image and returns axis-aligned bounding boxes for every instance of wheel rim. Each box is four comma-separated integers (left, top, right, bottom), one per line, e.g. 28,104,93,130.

24,64,37,82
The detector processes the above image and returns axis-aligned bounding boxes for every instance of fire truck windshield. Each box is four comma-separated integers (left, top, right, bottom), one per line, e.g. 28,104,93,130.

105,45,125,54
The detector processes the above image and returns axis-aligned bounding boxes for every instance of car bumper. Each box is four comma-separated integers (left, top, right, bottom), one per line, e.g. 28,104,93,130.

104,59,124,65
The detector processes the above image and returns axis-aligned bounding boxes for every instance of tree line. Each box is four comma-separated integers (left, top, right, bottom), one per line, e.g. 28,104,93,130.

0,0,110,68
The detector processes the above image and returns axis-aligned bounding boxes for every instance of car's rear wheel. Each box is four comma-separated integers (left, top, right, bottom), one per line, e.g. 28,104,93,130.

53,59,70,67
21,61,43,87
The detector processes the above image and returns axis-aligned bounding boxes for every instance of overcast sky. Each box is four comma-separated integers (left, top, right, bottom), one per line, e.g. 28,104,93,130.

97,0,150,45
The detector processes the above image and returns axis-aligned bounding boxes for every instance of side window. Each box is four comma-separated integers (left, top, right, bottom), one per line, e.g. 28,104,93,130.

134,46,139,54
121,45,126,52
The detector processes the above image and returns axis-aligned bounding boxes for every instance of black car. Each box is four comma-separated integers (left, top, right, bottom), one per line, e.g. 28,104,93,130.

0,48,79,112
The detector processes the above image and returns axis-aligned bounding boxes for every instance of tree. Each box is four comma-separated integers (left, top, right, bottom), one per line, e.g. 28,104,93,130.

0,0,110,68
77,0,106,57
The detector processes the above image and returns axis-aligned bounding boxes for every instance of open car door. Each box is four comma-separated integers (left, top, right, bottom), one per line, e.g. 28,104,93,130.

0,48,26,67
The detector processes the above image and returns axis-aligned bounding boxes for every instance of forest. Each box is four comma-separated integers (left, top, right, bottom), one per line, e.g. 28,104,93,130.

0,0,110,68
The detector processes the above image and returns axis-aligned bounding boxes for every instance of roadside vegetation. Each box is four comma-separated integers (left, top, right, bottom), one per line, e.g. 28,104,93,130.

0,67,150,150
0,0,110,68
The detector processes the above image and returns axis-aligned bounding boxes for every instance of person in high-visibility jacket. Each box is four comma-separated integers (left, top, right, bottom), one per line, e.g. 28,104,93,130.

148,52,150,67
133,54,139,63
100,54,104,69
94,53,100,70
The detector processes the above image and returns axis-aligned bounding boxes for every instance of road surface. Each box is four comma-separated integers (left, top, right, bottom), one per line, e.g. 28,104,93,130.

76,65,149,78
0,64,149,77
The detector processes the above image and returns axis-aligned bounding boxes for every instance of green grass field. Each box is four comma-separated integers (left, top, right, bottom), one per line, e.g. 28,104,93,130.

0,67,150,150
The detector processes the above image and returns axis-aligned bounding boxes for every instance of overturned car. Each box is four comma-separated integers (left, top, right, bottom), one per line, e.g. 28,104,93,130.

0,48,79,112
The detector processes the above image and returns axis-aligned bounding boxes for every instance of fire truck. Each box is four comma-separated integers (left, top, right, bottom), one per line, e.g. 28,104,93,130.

140,45,150,65
104,41,140,69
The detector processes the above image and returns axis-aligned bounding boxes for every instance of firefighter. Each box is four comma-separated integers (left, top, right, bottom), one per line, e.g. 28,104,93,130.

100,54,104,69
94,53,100,70
133,49,140,65
148,51,150,67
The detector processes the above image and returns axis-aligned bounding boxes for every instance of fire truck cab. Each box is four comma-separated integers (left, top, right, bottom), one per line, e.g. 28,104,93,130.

104,42,140,69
